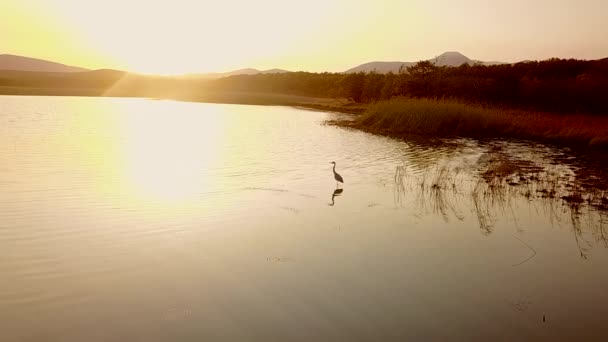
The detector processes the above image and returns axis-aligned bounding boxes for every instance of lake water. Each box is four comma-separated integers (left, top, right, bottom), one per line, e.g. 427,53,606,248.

1,96,607,341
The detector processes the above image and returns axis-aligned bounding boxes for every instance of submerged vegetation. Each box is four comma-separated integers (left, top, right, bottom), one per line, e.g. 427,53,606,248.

395,146,608,258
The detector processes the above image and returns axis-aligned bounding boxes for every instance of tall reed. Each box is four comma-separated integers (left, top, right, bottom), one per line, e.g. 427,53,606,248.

347,97,608,148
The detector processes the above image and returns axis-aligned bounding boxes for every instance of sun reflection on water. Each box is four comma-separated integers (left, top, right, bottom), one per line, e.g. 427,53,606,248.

51,98,229,205
118,101,224,202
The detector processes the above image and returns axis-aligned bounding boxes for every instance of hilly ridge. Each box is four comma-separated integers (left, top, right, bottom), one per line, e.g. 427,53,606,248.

193,68,291,78
345,51,505,73
0,54,89,73
0,54,291,78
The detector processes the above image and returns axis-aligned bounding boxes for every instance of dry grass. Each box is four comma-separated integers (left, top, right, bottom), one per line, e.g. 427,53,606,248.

339,97,608,149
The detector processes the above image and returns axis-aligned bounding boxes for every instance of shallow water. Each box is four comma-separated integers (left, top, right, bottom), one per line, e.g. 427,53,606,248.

1,96,607,341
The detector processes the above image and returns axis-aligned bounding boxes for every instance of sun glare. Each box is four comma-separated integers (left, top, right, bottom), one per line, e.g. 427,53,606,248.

119,100,224,201
16,0,347,74
4,0,608,73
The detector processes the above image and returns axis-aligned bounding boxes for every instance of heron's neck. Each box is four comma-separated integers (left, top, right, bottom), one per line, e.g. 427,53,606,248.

332,164,336,173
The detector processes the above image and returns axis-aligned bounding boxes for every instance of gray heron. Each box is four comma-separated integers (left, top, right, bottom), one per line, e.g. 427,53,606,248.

330,161,344,188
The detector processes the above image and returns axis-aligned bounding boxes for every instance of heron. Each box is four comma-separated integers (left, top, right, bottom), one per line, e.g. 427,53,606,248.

330,161,344,188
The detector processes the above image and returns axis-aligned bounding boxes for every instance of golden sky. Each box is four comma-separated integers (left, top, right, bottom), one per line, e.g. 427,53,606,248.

2,0,607,74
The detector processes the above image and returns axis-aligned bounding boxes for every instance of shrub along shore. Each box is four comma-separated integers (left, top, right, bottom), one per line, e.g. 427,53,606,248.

327,97,608,149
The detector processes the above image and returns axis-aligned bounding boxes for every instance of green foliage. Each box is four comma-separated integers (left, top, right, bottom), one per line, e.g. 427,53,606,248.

211,58,608,114
341,73,366,102
3,57,607,115
405,61,438,78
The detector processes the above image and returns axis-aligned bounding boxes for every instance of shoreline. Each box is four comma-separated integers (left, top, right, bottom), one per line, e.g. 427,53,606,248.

2,91,607,150
326,98,608,151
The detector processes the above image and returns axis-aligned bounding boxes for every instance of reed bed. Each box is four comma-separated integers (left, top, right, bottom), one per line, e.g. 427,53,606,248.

341,97,608,148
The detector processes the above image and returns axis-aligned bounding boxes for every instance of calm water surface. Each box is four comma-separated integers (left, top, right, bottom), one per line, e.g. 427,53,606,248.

1,96,607,341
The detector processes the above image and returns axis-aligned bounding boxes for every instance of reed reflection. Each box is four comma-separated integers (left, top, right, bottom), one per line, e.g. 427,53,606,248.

394,146,608,258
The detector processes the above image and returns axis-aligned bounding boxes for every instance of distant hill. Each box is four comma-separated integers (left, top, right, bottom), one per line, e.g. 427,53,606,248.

0,54,89,73
261,68,290,74
345,51,506,73
192,68,291,79
77,69,127,79
428,51,473,66
344,61,415,74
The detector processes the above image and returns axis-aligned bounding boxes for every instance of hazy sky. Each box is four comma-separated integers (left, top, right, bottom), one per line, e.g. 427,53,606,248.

2,0,607,74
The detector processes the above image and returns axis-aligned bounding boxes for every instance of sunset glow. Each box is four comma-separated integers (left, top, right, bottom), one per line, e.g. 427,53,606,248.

2,0,608,340
2,0,607,74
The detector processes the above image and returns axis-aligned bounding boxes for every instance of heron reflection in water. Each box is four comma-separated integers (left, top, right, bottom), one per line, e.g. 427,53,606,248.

329,188,344,206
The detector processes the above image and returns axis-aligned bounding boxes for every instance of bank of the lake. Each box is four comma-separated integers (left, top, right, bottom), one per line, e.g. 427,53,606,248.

327,97,608,150
2,89,607,148
170,91,608,150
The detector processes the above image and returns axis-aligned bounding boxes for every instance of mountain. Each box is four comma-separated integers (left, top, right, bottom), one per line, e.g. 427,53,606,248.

344,61,415,74
190,68,291,79
219,68,263,76
261,68,290,74
345,51,506,73
0,54,89,73
428,51,472,66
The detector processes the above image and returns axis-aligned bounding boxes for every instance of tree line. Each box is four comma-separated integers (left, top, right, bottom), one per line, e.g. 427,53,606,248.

211,58,608,114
